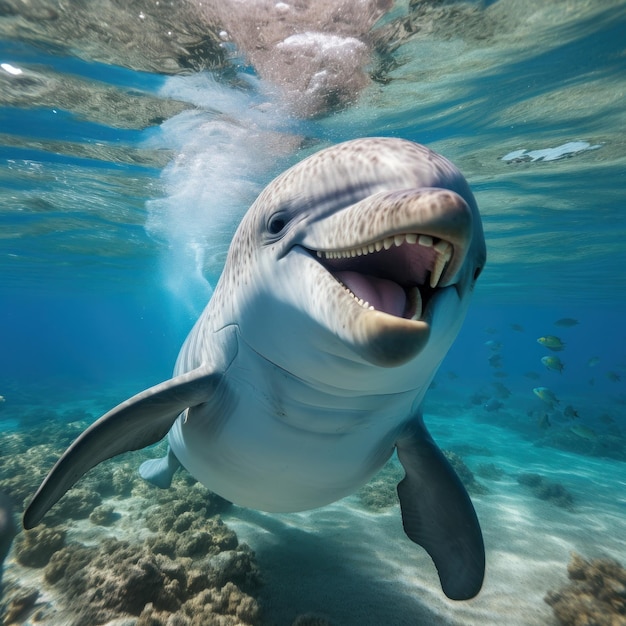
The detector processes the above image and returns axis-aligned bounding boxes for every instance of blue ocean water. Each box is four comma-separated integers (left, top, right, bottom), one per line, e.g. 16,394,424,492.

1,1,625,625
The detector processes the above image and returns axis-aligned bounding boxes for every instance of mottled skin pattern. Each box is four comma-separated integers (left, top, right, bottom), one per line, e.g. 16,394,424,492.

24,138,487,601
176,137,484,375
165,137,485,510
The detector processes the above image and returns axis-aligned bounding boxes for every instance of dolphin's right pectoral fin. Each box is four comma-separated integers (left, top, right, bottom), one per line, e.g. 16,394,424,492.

139,446,181,489
395,417,485,601
23,367,222,530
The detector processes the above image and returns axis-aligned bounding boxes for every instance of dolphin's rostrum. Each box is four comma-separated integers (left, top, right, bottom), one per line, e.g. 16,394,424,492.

24,138,487,601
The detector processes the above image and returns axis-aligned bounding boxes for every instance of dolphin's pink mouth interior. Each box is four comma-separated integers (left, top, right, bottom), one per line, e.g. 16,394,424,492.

309,232,453,320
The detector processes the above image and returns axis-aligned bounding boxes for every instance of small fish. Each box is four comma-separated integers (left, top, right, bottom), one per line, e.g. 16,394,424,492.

587,357,600,367
541,355,564,374
533,386,559,406
492,382,511,399
599,413,615,425
606,371,621,382
0,395,4,403
446,371,458,380
493,371,508,378
484,340,502,351
570,425,597,441
510,324,524,332
524,371,541,380
485,327,498,335
538,413,552,429
537,335,565,351
470,392,489,405
484,398,503,412
554,318,579,327
563,405,580,420
488,354,502,368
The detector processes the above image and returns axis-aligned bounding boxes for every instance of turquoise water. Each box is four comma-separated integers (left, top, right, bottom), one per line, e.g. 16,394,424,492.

1,1,626,625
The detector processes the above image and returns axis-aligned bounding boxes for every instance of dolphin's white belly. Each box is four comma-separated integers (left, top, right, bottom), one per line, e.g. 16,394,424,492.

168,348,412,512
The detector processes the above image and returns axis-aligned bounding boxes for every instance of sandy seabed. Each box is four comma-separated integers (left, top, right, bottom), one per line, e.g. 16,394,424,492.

2,410,625,626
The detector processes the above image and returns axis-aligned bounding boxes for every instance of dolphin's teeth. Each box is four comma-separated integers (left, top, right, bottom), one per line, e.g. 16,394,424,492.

317,235,452,293
409,287,423,321
434,240,452,261
430,243,451,288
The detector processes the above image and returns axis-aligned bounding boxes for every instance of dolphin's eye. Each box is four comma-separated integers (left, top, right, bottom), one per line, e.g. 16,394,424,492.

267,213,289,235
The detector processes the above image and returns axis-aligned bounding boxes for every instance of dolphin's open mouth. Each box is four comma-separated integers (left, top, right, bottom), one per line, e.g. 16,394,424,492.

308,231,453,321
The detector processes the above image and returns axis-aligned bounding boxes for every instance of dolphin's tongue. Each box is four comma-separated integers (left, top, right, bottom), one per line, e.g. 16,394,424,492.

335,271,406,317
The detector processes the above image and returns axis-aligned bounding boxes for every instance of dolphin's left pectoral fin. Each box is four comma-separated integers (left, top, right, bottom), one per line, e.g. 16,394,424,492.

23,367,222,530
139,446,181,489
395,418,485,600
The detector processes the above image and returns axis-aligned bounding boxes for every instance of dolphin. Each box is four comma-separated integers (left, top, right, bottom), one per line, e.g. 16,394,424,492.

23,137,487,600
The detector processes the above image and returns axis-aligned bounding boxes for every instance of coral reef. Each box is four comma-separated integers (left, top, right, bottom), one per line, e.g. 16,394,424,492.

137,580,260,626
89,504,119,526
356,461,403,511
1,586,41,624
41,536,261,626
14,526,66,568
545,552,626,625
443,451,489,496
475,463,505,481
142,477,232,531
517,473,575,511
540,428,626,463
45,487,102,525
1,412,262,625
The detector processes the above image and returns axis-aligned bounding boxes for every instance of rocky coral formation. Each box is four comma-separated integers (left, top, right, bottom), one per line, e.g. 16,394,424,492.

545,552,626,625
1,586,41,624
517,473,575,511
89,504,119,526
41,536,261,626
141,476,232,531
14,526,66,568
356,461,403,511
1,412,262,625
443,451,489,496
540,428,626,463
475,463,505,481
